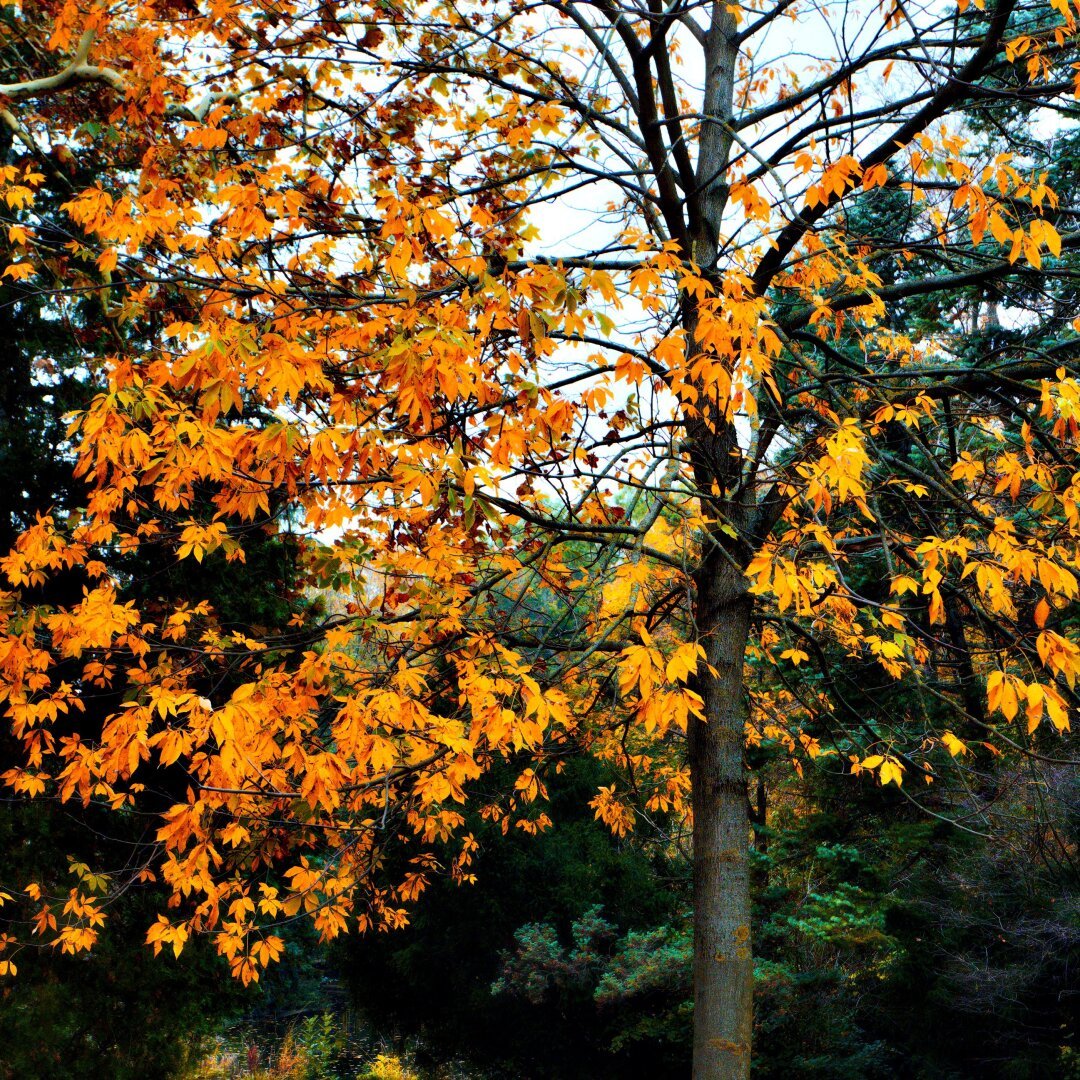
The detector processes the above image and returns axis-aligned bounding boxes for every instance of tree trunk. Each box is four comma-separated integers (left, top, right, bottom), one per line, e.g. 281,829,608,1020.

689,563,753,1079
686,11,750,1070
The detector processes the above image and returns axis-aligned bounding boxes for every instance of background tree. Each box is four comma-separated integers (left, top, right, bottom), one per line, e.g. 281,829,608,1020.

0,2,1079,1077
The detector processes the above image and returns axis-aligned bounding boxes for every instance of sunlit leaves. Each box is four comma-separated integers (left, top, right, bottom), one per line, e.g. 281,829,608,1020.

852,754,904,787
987,670,1070,733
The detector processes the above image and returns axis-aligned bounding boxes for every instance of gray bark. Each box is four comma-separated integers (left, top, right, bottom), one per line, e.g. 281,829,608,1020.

688,559,753,1080
687,8,750,1074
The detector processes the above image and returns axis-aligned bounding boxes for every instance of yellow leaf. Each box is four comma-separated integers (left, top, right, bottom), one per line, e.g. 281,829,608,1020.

422,207,455,242
988,211,1011,245
891,576,919,596
879,758,904,787
940,731,969,757
1035,598,1050,628
665,643,704,684
2,262,35,281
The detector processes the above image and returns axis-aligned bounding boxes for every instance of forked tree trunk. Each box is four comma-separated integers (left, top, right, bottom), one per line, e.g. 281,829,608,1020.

688,562,753,1079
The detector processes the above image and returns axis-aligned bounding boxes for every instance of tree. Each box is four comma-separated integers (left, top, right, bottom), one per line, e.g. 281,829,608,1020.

2,1,1080,1076
0,16,313,1070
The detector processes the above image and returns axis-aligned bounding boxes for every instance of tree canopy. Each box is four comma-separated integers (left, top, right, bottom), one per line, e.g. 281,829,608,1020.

2,0,1080,1075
